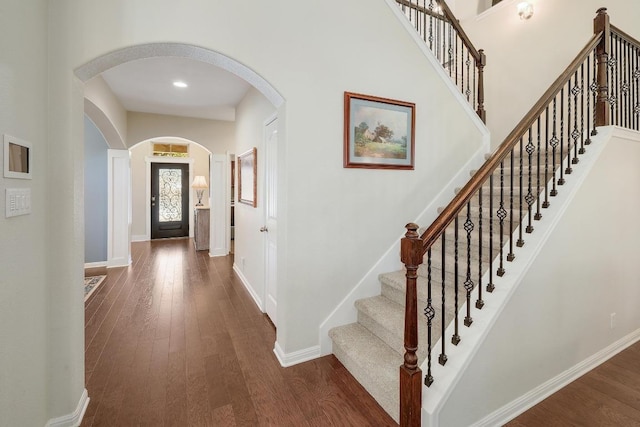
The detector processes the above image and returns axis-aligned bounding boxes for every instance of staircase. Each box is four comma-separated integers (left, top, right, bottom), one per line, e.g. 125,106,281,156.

330,4,637,425
329,149,563,421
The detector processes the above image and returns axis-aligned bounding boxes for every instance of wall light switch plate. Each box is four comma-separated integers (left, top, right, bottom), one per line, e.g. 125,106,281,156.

6,188,31,217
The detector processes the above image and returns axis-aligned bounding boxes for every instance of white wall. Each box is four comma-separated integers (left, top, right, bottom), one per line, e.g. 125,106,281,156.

130,139,210,240
460,0,640,146
439,128,640,426
233,87,276,307
0,2,50,425
84,75,127,149
50,0,484,361
84,115,109,263
127,112,235,151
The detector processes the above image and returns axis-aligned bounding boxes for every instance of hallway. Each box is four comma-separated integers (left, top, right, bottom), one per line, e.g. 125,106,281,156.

82,239,395,426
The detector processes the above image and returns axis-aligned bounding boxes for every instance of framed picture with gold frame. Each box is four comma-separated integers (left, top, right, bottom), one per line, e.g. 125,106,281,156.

344,92,415,170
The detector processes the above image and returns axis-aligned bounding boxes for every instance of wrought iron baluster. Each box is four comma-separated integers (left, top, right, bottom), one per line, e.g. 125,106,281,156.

558,89,566,186
461,45,466,101
447,18,453,80
566,80,573,175
543,107,551,208
628,40,631,127
525,129,535,233
534,117,542,220
571,70,580,165
516,137,525,247
586,54,594,144
452,216,460,345
476,187,484,309
487,174,495,292
579,63,586,153
497,161,506,277
627,40,633,128
591,48,600,137
621,38,627,127
440,10,445,68
615,34,620,125
424,248,434,386
507,148,515,262
609,33,618,125
454,29,459,88
428,0,434,50
463,203,474,326
473,53,478,111
635,45,640,131
550,96,559,196
439,233,447,365
465,50,472,101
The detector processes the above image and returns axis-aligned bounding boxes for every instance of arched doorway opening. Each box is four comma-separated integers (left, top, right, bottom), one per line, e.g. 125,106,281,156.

77,41,285,328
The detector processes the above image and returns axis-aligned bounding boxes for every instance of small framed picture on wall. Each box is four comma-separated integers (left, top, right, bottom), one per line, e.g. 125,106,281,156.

238,147,257,207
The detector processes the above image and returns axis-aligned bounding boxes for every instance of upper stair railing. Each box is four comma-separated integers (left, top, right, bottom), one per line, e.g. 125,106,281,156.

399,8,634,426
608,24,640,130
396,0,486,122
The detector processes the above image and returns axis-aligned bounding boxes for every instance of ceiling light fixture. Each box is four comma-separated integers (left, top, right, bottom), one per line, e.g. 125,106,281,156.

517,1,534,20
173,81,188,88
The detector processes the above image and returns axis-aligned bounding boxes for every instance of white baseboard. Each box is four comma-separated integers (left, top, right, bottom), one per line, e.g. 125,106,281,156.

84,261,107,269
474,328,640,427
232,263,264,311
209,248,227,257
274,342,321,367
131,234,148,242
45,388,89,427
107,257,131,268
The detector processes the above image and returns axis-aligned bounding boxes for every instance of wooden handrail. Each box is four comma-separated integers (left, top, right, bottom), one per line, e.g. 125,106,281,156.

395,0,481,61
418,31,603,252
396,0,448,22
611,24,640,47
436,0,481,61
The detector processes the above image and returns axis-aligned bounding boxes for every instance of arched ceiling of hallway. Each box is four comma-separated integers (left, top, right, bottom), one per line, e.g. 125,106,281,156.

100,56,251,121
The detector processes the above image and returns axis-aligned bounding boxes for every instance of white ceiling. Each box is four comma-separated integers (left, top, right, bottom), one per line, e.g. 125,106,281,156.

100,56,251,121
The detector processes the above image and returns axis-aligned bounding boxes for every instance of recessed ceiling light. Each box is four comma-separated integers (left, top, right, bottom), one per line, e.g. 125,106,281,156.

173,81,188,88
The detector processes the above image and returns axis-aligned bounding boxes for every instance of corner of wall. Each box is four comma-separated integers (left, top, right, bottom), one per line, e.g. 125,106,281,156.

273,342,321,368
45,389,89,427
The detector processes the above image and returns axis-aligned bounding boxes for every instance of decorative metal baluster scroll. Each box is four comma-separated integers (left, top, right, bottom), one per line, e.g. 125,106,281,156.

159,168,182,222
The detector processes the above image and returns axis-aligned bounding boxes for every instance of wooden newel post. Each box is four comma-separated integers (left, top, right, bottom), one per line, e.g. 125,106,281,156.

400,223,423,427
594,7,610,128
476,49,487,124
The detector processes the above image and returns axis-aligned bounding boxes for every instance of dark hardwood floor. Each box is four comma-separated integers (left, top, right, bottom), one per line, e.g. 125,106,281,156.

82,239,396,427
82,238,640,426
507,340,640,426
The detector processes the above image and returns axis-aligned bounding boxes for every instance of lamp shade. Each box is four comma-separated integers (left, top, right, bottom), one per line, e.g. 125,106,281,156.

192,175,208,189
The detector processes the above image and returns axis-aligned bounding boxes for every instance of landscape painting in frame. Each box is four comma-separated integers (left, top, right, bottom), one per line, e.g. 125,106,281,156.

344,92,415,170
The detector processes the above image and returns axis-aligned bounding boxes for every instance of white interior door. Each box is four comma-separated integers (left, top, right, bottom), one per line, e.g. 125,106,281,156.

264,116,278,326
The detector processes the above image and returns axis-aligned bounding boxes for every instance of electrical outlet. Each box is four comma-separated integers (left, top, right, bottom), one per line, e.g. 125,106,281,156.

610,312,616,329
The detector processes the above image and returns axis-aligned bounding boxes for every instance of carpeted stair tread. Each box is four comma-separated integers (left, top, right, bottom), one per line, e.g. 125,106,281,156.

329,323,401,421
380,271,462,314
355,295,435,363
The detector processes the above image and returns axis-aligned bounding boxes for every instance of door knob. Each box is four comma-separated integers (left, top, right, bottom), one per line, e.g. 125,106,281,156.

260,226,268,232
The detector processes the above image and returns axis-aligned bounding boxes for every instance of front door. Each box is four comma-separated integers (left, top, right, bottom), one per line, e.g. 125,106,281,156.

264,117,278,326
151,162,189,239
